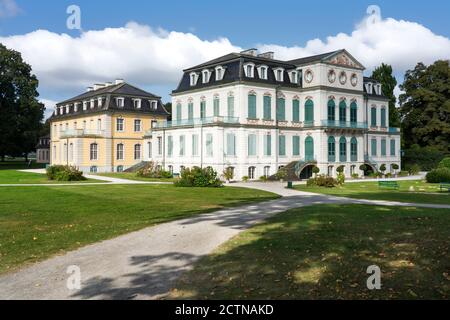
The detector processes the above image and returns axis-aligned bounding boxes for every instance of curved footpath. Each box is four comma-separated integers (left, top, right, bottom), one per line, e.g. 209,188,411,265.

0,181,449,300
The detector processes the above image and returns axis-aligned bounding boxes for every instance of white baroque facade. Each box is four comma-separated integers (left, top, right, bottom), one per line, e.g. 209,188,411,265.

146,49,401,180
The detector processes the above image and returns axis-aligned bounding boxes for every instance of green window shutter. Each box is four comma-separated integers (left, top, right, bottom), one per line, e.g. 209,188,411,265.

371,139,377,156
305,136,314,161
279,135,286,156
328,136,335,162
350,102,357,123
390,139,396,156
264,135,272,156
200,101,206,119
227,133,236,156
292,100,300,122
293,136,300,156
168,136,173,157
179,135,185,156
192,134,198,156
276,98,285,121
227,96,234,117
263,96,272,120
248,134,256,156
339,100,346,122
305,99,314,123
176,103,182,121
327,100,335,121
381,139,386,156
213,98,220,117
248,94,257,119
188,103,194,120
339,137,347,162
371,107,377,126
206,134,213,157
381,108,386,127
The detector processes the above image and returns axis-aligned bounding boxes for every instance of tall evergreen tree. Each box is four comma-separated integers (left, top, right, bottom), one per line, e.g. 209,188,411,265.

371,63,400,127
0,44,44,161
399,60,450,153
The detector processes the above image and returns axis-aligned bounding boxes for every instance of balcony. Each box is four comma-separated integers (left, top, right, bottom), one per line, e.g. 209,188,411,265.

60,129,105,138
153,116,240,129
321,120,368,130
389,127,400,133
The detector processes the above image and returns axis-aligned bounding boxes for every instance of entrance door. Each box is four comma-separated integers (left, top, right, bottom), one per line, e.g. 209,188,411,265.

300,165,314,180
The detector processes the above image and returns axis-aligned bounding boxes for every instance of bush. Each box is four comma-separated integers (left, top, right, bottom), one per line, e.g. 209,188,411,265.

426,168,450,183
438,157,450,170
312,166,320,176
398,171,409,177
391,163,399,171
359,164,367,171
379,164,386,173
46,165,86,181
406,164,421,175
336,165,345,173
275,168,287,181
259,175,268,182
242,176,249,182
175,166,223,187
222,167,234,182
337,172,345,185
136,161,173,179
385,173,392,178
306,174,338,188
351,173,359,179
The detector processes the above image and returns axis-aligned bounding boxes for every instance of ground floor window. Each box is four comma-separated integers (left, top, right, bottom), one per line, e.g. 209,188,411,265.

90,166,98,173
264,166,270,178
350,165,356,175
327,165,333,176
117,165,124,172
90,143,98,160
248,166,256,179
168,165,173,174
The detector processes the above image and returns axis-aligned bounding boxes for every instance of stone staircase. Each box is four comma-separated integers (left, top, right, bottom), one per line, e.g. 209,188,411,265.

124,161,151,173
269,159,317,181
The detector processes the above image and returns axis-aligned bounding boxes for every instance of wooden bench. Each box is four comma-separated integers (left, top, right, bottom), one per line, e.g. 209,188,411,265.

378,181,399,190
439,183,450,192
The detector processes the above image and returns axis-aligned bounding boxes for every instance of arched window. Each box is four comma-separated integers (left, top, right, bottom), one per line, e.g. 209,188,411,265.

176,103,182,121
248,93,257,119
263,95,272,120
339,100,347,122
305,99,314,124
248,166,256,179
350,137,358,161
90,143,98,160
292,99,300,122
371,107,377,127
339,137,347,162
327,99,335,121
134,144,141,160
350,102,357,123
213,96,220,117
328,136,336,162
305,136,314,161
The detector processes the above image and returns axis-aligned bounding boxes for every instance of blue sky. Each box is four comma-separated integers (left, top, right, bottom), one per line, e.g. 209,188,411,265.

1,0,449,117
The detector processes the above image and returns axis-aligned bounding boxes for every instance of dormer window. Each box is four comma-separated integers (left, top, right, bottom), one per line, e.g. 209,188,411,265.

98,97,103,108
133,99,141,109
65,105,70,114
257,65,268,80
289,70,298,84
243,63,255,78
374,84,382,95
90,99,95,109
74,103,78,112
202,69,211,84
150,100,158,110
365,83,373,95
190,72,199,86
215,66,225,81
116,97,125,108
83,101,88,111
274,68,284,82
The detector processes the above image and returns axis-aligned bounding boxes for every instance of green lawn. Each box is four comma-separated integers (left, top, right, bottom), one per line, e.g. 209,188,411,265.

170,204,450,300
0,170,101,184
97,172,177,182
0,160,46,170
294,180,450,205
0,184,278,274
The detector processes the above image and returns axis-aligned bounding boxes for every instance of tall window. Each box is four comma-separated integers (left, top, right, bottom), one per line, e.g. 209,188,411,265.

248,134,256,156
116,118,124,131
134,144,141,160
213,97,220,116
176,103,182,121
227,95,234,117
69,143,73,162
200,101,206,119
179,135,185,156
292,99,300,122
167,136,173,157
279,135,286,156
350,137,358,161
305,136,314,161
226,133,236,156
134,119,141,132
276,98,285,121
264,134,272,156
263,95,271,120
339,100,347,122
264,166,270,178
117,143,124,160
148,142,152,158
248,94,257,119
133,99,141,109
371,138,377,156
305,99,314,124
390,139,396,156
293,136,300,156
328,99,335,121
192,134,199,156
381,139,386,156
188,102,194,120
328,136,336,162
350,102,357,123
339,136,347,162
248,167,256,179
206,134,213,157
381,108,386,128
371,107,377,127
157,137,162,155
90,143,98,160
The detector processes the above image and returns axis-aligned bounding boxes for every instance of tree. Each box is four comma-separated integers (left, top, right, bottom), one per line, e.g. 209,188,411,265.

164,102,172,121
399,60,450,153
0,43,45,161
371,63,400,127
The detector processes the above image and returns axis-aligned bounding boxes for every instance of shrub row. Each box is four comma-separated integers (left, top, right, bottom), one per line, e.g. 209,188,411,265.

46,165,86,181
136,161,173,179
426,167,450,183
175,166,223,187
306,174,339,188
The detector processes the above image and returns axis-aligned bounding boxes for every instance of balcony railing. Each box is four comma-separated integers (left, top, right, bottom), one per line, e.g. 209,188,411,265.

153,116,240,129
60,129,105,138
389,127,400,133
321,120,368,130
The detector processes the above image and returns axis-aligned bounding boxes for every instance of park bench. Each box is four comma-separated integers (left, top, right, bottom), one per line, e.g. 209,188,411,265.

439,183,450,192
378,181,399,190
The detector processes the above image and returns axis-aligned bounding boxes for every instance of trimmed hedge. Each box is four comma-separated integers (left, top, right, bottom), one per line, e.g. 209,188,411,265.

438,157,450,170
46,165,86,181
306,175,338,188
426,168,450,183
175,166,223,187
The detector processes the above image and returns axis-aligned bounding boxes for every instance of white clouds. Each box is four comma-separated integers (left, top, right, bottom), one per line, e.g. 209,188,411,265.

40,99,57,120
0,0,20,18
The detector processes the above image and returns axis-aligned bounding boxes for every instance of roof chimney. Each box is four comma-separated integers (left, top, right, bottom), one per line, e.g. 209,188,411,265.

86,87,93,92
104,82,113,87
258,52,274,59
115,79,125,85
240,48,258,56
93,83,105,90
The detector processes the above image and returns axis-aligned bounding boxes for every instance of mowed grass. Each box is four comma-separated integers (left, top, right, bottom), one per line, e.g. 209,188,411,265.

0,184,278,274
170,204,450,300
294,180,450,205
0,160,46,170
0,170,101,184
97,172,176,182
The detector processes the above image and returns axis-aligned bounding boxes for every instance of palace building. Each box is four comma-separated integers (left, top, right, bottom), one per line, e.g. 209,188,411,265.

146,49,401,180
49,80,168,173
